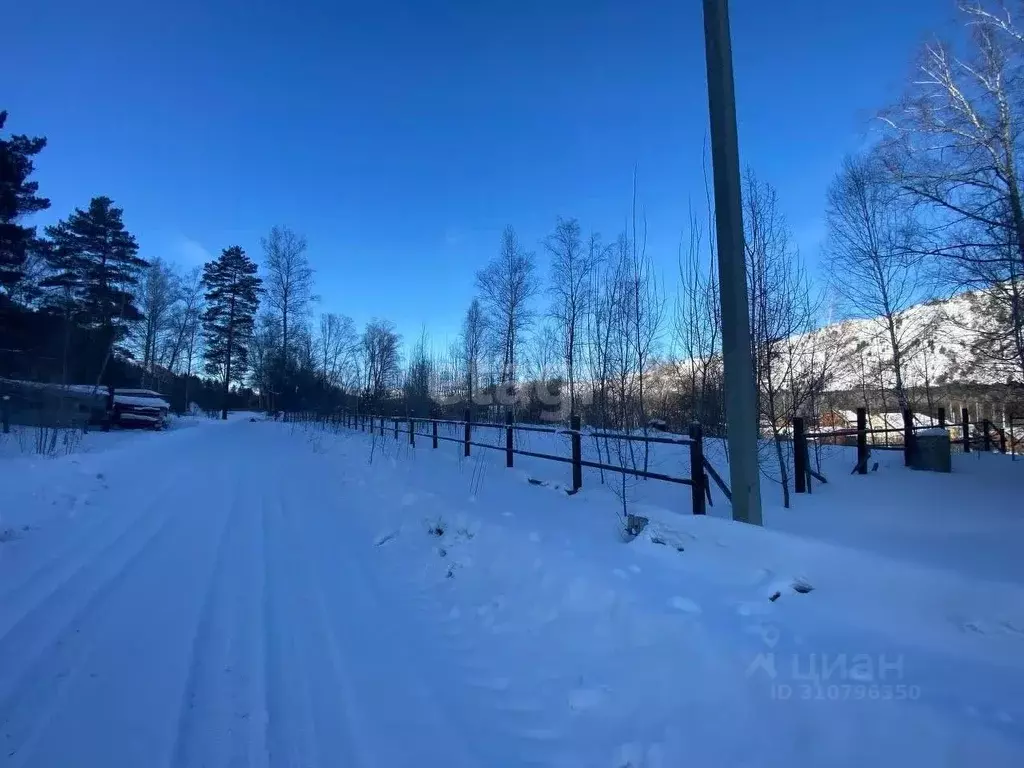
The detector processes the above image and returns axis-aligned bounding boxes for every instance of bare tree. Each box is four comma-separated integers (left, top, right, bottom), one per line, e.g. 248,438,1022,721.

744,170,824,508
403,327,434,416
545,217,600,416
459,298,487,404
166,266,203,374
262,225,315,364
825,154,924,408
619,177,665,471
879,0,1024,382
675,200,723,428
292,320,317,374
476,226,538,390
522,322,564,420
317,312,357,388
362,319,402,401
250,311,281,410
134,258,179,385
584,243,623,466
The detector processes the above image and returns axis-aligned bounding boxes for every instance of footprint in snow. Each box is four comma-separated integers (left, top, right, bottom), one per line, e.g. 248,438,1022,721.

1000,621,1024,637
737,601,771,617
568,687,607,711
474,677,510,691
669,597,702,615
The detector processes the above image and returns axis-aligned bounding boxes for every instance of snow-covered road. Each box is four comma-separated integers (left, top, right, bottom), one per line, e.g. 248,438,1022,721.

2,416,1024,767
0,419,496,767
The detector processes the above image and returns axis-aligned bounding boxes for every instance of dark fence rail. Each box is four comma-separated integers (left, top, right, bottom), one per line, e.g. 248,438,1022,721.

287,409,723,516
791,405,1016,493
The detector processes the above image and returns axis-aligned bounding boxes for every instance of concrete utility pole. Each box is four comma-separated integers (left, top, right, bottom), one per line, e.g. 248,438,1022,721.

701,0,763,525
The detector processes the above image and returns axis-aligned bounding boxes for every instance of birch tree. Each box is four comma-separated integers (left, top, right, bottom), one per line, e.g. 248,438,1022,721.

675,204,723,427
879,0,1024,382
262,225,315,364
476,226,538,391
744,170,823,508
459,298,487,404
362,319,402,402
135,258,178,385
545,217,600,416
825,154,923,408
317,312,357,388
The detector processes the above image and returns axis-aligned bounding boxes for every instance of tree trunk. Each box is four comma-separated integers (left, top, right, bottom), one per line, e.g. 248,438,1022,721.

223,295,236,420
886,314,909,409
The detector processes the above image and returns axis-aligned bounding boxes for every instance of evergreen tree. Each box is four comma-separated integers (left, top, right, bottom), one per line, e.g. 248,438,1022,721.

201,246,261,419
43,196,147,334
0,110,50,291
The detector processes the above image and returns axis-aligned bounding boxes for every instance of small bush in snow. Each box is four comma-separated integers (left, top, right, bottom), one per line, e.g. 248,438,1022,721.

15,424,83,458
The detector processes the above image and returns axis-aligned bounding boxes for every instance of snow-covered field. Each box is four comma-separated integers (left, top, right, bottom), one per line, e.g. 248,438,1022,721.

0,414,1022,766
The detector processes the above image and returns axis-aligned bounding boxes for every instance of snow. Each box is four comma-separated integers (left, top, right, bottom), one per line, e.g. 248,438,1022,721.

113,394,170,409
0,415,1022,766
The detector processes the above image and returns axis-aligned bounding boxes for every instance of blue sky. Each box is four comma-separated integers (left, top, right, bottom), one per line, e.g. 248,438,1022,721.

8,0,957,350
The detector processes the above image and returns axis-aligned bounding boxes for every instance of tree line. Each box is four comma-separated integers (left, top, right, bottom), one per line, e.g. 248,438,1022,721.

0,111,406,418
379,0,1024,506
3,0,1022,501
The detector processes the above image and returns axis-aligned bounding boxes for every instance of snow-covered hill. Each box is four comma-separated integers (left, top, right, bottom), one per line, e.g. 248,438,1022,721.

800,290,1016,390
649,289,1019,400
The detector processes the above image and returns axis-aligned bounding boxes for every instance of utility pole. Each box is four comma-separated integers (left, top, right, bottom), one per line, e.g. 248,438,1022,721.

702,0,762,525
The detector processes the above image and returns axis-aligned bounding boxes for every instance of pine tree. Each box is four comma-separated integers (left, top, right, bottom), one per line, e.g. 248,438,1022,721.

0,110,50,291
43,196,147,333
201,246,261,419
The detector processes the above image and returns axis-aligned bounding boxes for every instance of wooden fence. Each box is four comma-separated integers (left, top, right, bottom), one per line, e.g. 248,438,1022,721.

288,409,727,516
791,406,1018,494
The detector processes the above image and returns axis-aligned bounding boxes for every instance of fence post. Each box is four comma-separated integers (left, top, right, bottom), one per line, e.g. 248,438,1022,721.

409,418,415,446
464,408,471,457
999,425,1007,454
1,395,9,435
394,418,398,440
432,420,438,449
505,410,514,468
983,419,992,452
856,407,868,475
689,423,706,515
902,408,914,467
962,407,970,452
938,407,946,428
793,417,807,494
570,414,582,492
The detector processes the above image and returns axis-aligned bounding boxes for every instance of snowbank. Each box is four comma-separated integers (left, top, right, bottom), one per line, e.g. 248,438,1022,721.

1,416,1021,766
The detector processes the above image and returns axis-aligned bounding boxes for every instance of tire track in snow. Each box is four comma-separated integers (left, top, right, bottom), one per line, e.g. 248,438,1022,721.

169,468,265,768
293,478,494,768
407,580,567,767
260,479,324,767
0,474,190,764
0,467,189,639
0,427,221,608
